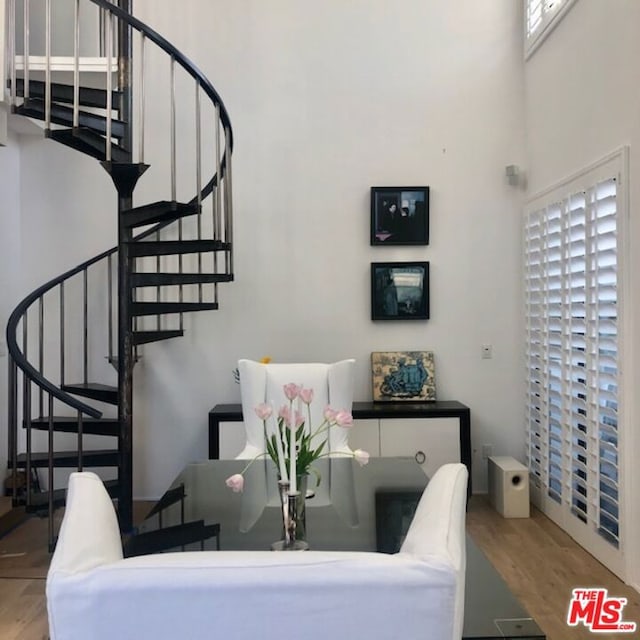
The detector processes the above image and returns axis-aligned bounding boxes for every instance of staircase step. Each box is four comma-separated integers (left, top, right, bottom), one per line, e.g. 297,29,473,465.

146,484,186,519
61,383,118,405
124,521,220,556
11,78,121,109
107,354,141,371
129,240,230,257
131,302,219,316
49,128,129,162
26,417,119,437
123,201,199,229
131,272,234,287
133,330,184,345
15,98,126,139
12,449,120,468
25,479,120,514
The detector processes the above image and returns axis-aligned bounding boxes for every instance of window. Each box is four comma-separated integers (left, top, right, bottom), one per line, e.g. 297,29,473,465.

525,0,578,59
524,149,627,577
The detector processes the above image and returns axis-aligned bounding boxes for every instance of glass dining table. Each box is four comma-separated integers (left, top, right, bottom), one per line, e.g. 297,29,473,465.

136,457,545,640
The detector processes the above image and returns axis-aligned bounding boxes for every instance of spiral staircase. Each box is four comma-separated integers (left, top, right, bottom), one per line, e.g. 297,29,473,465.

3,0,233,550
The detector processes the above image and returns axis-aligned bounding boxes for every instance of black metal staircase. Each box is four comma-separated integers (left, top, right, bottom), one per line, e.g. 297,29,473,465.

4,0,234,549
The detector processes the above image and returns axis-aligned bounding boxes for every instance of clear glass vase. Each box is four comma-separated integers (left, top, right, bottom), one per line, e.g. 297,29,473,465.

272,474,309,550
292,474,307,541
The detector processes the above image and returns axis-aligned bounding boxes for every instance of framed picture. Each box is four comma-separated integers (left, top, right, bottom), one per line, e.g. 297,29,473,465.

371,261,429,321
370,186,429,246
371,351,436,402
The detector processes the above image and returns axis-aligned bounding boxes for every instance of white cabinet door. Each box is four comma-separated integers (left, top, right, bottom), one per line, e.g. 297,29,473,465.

219,421,246,459
380,418,460,479
221,419,382,459
349,419,380,457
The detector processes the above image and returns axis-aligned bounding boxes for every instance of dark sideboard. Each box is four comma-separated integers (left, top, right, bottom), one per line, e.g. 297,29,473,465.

208,400,472,496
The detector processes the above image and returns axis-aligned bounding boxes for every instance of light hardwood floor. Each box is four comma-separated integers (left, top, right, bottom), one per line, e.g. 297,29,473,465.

466,498,640,640
1,496,638,640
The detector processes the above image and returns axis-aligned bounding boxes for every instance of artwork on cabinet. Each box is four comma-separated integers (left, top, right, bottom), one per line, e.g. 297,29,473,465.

371,351,436,402
371,261,429,320
370,186,429,246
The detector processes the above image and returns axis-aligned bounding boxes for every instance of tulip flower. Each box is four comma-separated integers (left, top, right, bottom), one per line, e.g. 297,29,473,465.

334,409,353,428
225,473,244,492
283,383,301,401
324,406,337,422
278,405,291,424
354,449,370,466
255,403,273,421
299,388,314,405
226,386,367,500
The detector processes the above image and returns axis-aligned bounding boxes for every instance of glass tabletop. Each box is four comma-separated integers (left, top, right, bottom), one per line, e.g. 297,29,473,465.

139,457,545,639
140,457,428,551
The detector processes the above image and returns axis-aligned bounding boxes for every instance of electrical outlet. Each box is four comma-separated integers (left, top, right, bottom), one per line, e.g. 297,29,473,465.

482,444,493,460
481,344,493,359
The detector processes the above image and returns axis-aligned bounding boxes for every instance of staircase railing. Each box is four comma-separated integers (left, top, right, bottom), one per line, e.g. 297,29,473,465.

6,245,114,544
5,0,234,545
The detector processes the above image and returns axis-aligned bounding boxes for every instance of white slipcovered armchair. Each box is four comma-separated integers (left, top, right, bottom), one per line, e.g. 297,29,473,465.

236,358,356,459
47,463,468,640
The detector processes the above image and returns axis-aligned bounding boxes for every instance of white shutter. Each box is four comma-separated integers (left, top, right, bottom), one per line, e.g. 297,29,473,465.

590,179,620,545
524,151,627,578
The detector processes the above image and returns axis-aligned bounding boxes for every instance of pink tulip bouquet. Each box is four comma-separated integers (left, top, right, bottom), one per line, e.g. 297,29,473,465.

225,383,370,493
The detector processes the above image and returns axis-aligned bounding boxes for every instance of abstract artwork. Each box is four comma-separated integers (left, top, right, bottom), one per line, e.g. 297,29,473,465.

371,262,429,320
371,351,436,402
371,186,429,246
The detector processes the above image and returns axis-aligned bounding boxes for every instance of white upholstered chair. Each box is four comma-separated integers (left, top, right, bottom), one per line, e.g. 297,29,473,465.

47,464,468,640
400,461,468,640
236,358,356,459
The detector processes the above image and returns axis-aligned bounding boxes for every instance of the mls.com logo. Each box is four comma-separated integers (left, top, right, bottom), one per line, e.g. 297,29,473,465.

567,588,637,633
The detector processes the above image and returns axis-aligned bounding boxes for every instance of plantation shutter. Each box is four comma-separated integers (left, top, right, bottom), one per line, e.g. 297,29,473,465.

524,151,626,578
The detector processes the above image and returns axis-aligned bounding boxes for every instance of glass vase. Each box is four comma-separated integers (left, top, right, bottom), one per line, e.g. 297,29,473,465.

272,474,309,550
292,474,307,541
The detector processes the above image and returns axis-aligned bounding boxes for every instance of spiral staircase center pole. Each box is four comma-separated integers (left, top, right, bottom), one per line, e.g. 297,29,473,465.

114,0,136,534
118,189,134,533
103,161,149,533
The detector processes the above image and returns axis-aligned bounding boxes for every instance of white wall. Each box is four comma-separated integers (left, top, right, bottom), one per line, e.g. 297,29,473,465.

8,1,527,501
130,0,526,497
524,0,640,589
0,130,22,483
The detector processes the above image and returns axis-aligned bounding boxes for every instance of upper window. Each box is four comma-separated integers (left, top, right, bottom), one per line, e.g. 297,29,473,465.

525,0,578,59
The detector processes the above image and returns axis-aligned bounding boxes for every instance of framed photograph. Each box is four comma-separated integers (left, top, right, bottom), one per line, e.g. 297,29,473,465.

371,261,429,321
370,186,429,246
371,351,436,402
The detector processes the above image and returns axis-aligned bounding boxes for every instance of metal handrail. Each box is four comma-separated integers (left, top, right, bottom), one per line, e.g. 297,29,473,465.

87,0,233,146
6,247,115,418
87,0,233,203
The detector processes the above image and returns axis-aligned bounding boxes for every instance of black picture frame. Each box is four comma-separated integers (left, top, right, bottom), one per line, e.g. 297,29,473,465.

371,261,430,321
370,186,429,246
